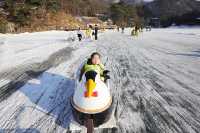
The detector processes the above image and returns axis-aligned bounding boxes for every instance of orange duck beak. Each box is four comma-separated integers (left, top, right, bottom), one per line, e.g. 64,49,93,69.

85,79,96,97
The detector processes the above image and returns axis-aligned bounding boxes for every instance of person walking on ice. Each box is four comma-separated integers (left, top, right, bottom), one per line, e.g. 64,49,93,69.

94,24,99,40
85,25,93,40
77,27,83,41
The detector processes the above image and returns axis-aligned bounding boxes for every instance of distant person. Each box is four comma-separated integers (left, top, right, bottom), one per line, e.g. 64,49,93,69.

85,25,92,40
77,27,82,41
146,23,152,31
135,25,139,36
121,27,125,33
94,24,98,40
117,27,120,32
131,26,136,36
139,25,143,32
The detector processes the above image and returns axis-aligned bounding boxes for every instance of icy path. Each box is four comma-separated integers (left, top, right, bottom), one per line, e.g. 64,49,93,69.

98,29,200,133
0,28,200,133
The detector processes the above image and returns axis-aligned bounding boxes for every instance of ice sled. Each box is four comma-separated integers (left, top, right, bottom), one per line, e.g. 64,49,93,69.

70,70,116,133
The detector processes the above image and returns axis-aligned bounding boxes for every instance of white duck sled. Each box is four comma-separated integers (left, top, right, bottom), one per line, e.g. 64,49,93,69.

71,70,114,132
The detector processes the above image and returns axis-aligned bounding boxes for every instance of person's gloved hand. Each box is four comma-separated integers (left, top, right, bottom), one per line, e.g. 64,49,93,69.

103,70,110,81
104,75,110,80
103,70,110,75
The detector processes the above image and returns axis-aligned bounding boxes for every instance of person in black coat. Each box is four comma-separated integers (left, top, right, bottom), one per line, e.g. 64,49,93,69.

94,24,98,40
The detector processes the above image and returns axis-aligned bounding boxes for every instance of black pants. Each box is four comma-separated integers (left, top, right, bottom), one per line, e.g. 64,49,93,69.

94,34,98,40
77,34,82,41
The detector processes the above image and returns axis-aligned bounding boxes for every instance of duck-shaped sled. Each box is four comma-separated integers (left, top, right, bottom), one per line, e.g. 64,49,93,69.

71,70,114,132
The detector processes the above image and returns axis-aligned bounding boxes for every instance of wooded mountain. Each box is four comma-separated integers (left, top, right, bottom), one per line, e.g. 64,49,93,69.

107,0,200,26
147,0,200,17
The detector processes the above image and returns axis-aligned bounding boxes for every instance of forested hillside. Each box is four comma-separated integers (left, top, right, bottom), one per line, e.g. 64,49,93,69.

146,0,200,26
107,0,200,27
0,0,200,33
0,0,109,33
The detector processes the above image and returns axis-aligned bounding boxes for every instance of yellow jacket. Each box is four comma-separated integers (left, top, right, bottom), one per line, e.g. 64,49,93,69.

79,63,105,81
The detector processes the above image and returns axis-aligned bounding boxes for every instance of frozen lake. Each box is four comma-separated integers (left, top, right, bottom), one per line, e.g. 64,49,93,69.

0,27,200,133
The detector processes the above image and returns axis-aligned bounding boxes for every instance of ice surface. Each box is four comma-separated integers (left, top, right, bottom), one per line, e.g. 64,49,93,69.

0,27,200,133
